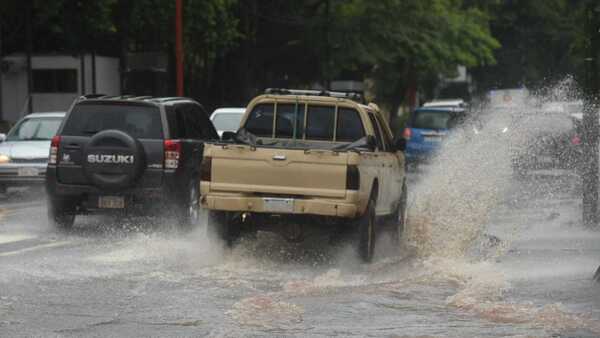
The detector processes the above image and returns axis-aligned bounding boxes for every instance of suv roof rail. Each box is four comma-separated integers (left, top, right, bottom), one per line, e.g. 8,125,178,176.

76,94,196,104
128,96,153,100
80,93,108,99
148,97,191,103
264,88,365,103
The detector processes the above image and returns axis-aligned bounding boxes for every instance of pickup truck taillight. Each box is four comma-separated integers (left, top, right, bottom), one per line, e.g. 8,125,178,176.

164,139,181,169
49,135,60,165
201,157,212,181
402,128,412,140
346,165,360,190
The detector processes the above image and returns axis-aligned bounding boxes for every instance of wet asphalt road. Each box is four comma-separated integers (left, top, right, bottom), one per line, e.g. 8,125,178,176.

1,170,600,338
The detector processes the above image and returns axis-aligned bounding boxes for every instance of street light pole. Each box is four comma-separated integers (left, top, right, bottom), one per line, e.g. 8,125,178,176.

583,2,600,229
175,0,184,96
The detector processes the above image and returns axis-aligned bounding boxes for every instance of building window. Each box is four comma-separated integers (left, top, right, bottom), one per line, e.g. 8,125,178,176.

32,69,78,93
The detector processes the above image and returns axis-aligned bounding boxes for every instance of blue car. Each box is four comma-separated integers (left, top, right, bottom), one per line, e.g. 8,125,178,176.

403,107,466,163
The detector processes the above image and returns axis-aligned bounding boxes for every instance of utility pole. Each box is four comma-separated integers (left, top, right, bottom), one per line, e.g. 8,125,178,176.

175,0,184,96
25,0,33,114
324,0,331,90
0,22,3,121
583,2,600,229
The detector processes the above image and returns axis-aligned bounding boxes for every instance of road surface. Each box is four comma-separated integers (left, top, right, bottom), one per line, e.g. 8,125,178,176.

0,170,599,337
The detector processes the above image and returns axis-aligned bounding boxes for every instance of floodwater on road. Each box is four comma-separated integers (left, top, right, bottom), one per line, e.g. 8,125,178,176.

2,97,600,337
0,169,599,338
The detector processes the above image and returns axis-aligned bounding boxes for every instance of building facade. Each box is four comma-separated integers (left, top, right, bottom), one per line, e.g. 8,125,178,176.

0,54,120,122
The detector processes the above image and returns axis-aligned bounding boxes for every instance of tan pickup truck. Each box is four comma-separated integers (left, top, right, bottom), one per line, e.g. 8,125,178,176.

200,89,407,262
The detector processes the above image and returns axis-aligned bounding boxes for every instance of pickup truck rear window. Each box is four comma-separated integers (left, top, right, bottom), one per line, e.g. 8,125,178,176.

244,103,365,143
306,105,335,140
336,108,365,142
276,104,305,138
245,103,274,137
62,104,163,139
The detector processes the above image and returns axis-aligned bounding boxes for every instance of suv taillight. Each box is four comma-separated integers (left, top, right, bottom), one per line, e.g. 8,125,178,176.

402,128,412,140
346,165,360,190
164,139,181,169
49,135,60,165
201,157,212,181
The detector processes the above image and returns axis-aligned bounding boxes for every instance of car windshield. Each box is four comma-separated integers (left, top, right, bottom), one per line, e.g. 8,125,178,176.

412,110,464,129
61,104,163,139
6,117,63,141
212,113,243,131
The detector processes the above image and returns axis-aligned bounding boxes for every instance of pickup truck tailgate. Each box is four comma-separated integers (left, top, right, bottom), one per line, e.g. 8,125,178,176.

209,146,348,198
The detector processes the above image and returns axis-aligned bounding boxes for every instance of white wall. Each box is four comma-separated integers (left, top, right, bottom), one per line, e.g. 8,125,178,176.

1,54,121,122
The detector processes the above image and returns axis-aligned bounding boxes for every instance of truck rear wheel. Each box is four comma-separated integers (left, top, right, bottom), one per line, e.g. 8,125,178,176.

357,196,377,263
207,210,240,247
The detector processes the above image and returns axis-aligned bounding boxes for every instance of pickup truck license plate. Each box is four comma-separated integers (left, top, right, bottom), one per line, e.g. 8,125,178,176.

17,167,39,177
263,198,294,213
99,196,125,209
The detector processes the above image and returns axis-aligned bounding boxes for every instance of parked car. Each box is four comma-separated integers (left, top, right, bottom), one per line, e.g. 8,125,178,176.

403,107,466,164
0,112,65,193
210,107,245,137
200,88,407,262
45,95,218,229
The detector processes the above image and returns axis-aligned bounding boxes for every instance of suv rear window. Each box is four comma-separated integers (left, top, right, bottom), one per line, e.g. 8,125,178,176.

62,104,163,139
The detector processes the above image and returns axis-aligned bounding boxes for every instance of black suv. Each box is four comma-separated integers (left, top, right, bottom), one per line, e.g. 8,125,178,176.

45,96,218,229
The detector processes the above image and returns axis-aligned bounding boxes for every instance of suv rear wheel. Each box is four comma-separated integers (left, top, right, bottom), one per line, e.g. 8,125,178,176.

48,198,75,230
177,179,200,229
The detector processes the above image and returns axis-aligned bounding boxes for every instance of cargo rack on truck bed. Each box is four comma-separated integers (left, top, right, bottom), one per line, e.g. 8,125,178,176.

264,88,365,103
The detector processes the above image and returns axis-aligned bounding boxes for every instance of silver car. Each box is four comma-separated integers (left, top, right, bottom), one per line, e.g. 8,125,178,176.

0,112,65,192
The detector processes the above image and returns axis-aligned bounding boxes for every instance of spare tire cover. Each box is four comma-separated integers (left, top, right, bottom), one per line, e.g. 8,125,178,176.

82,130,146,190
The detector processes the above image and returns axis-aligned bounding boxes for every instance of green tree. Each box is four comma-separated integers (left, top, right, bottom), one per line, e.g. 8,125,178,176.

323,0,499,116
470,0,586,91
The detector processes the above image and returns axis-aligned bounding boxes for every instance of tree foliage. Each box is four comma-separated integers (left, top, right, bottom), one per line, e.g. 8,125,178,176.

2,0,589,113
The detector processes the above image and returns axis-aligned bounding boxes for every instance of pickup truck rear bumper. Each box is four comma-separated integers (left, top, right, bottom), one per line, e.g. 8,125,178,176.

202,192,360,218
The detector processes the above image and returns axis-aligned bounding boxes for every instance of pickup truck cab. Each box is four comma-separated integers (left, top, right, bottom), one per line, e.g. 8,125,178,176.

200,89,407,262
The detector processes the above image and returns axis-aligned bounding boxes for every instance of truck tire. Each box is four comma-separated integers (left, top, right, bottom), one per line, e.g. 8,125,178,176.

48,198,75,230
390,181,407,245
357,195,377,263
207,210,240,247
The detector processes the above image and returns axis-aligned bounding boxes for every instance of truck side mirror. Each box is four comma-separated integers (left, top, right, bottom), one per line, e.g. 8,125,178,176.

0,134,6,143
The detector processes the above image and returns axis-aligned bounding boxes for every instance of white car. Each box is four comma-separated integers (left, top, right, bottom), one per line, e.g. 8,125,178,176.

0,112,65,193
210,108,245,137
